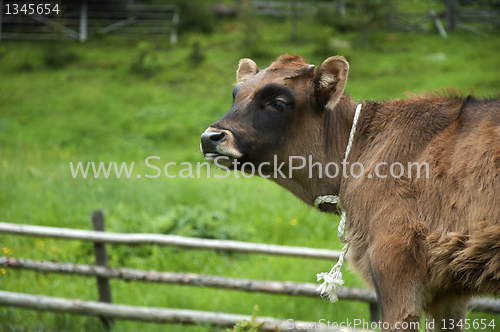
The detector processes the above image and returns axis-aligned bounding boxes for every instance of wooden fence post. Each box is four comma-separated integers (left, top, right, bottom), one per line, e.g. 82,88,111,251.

290,0,297,42
79,1,88,42
369,302,379,324
386,0,393,32
171,6,179,45
0,0,4,42
92,210,114,330
446,0,456,32
337,0,345,17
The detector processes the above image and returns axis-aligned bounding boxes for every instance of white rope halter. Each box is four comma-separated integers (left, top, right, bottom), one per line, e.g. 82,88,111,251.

315,103,362,302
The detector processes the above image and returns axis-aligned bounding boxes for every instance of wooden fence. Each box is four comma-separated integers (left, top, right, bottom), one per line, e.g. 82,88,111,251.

252,1,342,17
0,1,179,43
388,0,500,35
1,213,500,331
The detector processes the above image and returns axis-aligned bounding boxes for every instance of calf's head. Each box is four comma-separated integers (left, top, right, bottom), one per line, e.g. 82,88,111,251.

201,54,354,207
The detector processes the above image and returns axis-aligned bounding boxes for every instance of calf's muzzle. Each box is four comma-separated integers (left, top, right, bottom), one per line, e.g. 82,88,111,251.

200,131,226,153
200,127,243,162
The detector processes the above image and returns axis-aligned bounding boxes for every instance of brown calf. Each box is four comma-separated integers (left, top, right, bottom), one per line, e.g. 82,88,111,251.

200,54,500,332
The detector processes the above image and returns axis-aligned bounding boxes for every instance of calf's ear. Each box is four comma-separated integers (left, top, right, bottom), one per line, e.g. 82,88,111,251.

237,58,260,84
313,56,349,111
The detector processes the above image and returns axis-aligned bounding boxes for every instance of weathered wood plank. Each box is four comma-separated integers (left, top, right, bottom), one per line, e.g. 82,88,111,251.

3,256,499,313
0,222,341,260
0,290,372,332
0,256,377,303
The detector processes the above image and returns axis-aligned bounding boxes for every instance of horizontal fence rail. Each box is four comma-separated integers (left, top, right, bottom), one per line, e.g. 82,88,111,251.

252,0,339,17
0,290,371,332
0,222,341,260
0,256,377,304
2,256,499,313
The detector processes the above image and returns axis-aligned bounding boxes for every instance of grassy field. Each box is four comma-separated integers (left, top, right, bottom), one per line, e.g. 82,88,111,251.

1,16,500,332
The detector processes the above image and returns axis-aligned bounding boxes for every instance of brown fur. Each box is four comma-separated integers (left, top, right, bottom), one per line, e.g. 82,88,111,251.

201,54,500,331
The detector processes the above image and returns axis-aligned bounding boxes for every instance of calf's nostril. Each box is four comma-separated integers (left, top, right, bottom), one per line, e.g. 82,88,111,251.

201,131,226,153
201,131,225,143
210,132,225,142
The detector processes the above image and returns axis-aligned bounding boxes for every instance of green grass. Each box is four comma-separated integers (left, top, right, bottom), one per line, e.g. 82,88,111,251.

1,17,500,332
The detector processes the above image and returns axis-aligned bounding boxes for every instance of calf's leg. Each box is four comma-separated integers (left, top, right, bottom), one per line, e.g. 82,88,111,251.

370,233,427,332
424,294,470,332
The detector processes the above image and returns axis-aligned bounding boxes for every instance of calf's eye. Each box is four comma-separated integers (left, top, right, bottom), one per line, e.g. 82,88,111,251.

269,99,287,111
232,84,242,101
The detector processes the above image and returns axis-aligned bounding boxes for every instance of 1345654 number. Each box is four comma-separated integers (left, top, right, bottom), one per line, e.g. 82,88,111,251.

5,4,60,15
441,319,496,330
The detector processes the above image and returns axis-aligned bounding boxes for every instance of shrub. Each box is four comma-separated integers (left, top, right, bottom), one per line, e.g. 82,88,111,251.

42,43,78,69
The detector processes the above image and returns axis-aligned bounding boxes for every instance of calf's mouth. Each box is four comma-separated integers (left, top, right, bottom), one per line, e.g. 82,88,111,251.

200,127,243,167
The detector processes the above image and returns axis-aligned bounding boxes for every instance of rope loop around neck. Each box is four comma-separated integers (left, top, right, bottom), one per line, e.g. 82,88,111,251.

313,103,362,211
315,103,362,303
